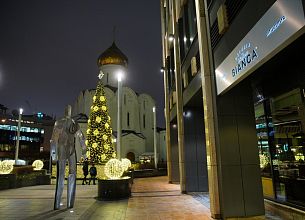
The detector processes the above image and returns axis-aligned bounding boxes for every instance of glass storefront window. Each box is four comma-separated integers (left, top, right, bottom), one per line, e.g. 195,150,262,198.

255,88,305,208
255,100,274,178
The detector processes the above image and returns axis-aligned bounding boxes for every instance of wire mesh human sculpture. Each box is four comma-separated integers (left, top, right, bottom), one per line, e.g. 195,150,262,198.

50,105,87,209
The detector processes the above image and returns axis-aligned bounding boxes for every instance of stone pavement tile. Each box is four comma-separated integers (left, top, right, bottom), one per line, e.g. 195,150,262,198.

147,214,161,220
126,176,211,220
0,176,214,220
125,214,149,220
0,183,100,220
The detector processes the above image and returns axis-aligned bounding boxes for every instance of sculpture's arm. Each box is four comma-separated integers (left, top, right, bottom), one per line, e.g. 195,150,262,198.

50,121,61,161
76,129,87,158
50,139,57,161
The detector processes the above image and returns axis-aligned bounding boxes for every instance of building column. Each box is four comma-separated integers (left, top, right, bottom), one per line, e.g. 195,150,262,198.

171,0,186,193
195,0,221,218
195,0,265,218
160,0,172,183
217,82,265,219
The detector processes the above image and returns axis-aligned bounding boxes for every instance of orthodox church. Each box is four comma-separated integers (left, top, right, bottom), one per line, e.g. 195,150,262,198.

72,42,166,163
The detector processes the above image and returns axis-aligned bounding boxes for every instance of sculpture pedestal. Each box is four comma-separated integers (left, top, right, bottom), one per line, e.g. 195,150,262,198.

97,177,131,200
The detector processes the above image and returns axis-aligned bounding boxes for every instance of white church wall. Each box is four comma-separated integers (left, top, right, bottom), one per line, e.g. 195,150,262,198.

100,64,127,88
84,90,92,117
103,87,116,130
88,90,95,116
72,75,158,158
121,87,140,132
121,134,145,162
112,90,118,131
138,94,155,152
72,101,78,117
76,91,84,116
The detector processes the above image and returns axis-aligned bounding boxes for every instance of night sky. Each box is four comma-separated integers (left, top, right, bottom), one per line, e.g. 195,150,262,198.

0,0,164,126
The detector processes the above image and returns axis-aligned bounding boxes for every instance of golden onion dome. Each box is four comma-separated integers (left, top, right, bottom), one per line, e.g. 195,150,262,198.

97,42,128,67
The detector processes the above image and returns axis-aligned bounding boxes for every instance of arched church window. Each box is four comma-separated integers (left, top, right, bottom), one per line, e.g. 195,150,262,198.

127,112,130,127
124,94,126,105
143,114,146,129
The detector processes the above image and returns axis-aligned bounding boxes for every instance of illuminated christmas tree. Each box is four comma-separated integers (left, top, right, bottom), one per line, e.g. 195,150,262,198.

86,72,116,164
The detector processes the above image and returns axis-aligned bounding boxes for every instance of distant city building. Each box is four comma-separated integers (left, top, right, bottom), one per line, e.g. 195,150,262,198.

0,104,55,168
72,42,166,163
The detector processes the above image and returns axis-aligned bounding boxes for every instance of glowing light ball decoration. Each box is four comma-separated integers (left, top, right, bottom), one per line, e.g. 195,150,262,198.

32,160,44,170
0,160,14,174
104,159,124,179
121,158,131,171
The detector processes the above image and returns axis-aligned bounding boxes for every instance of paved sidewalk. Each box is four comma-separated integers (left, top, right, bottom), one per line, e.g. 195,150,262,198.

0,177,211,220
127,177,211,220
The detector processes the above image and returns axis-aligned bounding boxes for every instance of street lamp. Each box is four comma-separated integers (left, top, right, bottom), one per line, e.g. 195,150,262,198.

168,34,175,42
15,108,23,165
117,70,124,160
160,67,165,73
153,106,157,169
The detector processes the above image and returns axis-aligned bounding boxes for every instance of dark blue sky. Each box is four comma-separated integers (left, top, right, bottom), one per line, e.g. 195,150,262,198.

0,0,164,126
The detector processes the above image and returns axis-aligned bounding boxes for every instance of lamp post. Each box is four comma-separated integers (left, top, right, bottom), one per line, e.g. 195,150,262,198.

15,108,23,165
117,71,123,160
153,106,157,169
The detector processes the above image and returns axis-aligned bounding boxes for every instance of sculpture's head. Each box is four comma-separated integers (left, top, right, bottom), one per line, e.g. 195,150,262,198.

64,105,72,118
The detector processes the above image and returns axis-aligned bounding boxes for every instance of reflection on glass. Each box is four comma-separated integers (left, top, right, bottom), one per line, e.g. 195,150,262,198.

255,88,305,207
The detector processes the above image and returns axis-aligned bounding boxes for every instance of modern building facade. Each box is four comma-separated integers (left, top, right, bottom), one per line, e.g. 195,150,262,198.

73,42,167,163
0,105,55,168
160,0,305,218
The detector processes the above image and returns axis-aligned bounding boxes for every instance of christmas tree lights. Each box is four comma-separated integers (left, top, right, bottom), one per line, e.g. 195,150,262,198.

86,77,116,164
